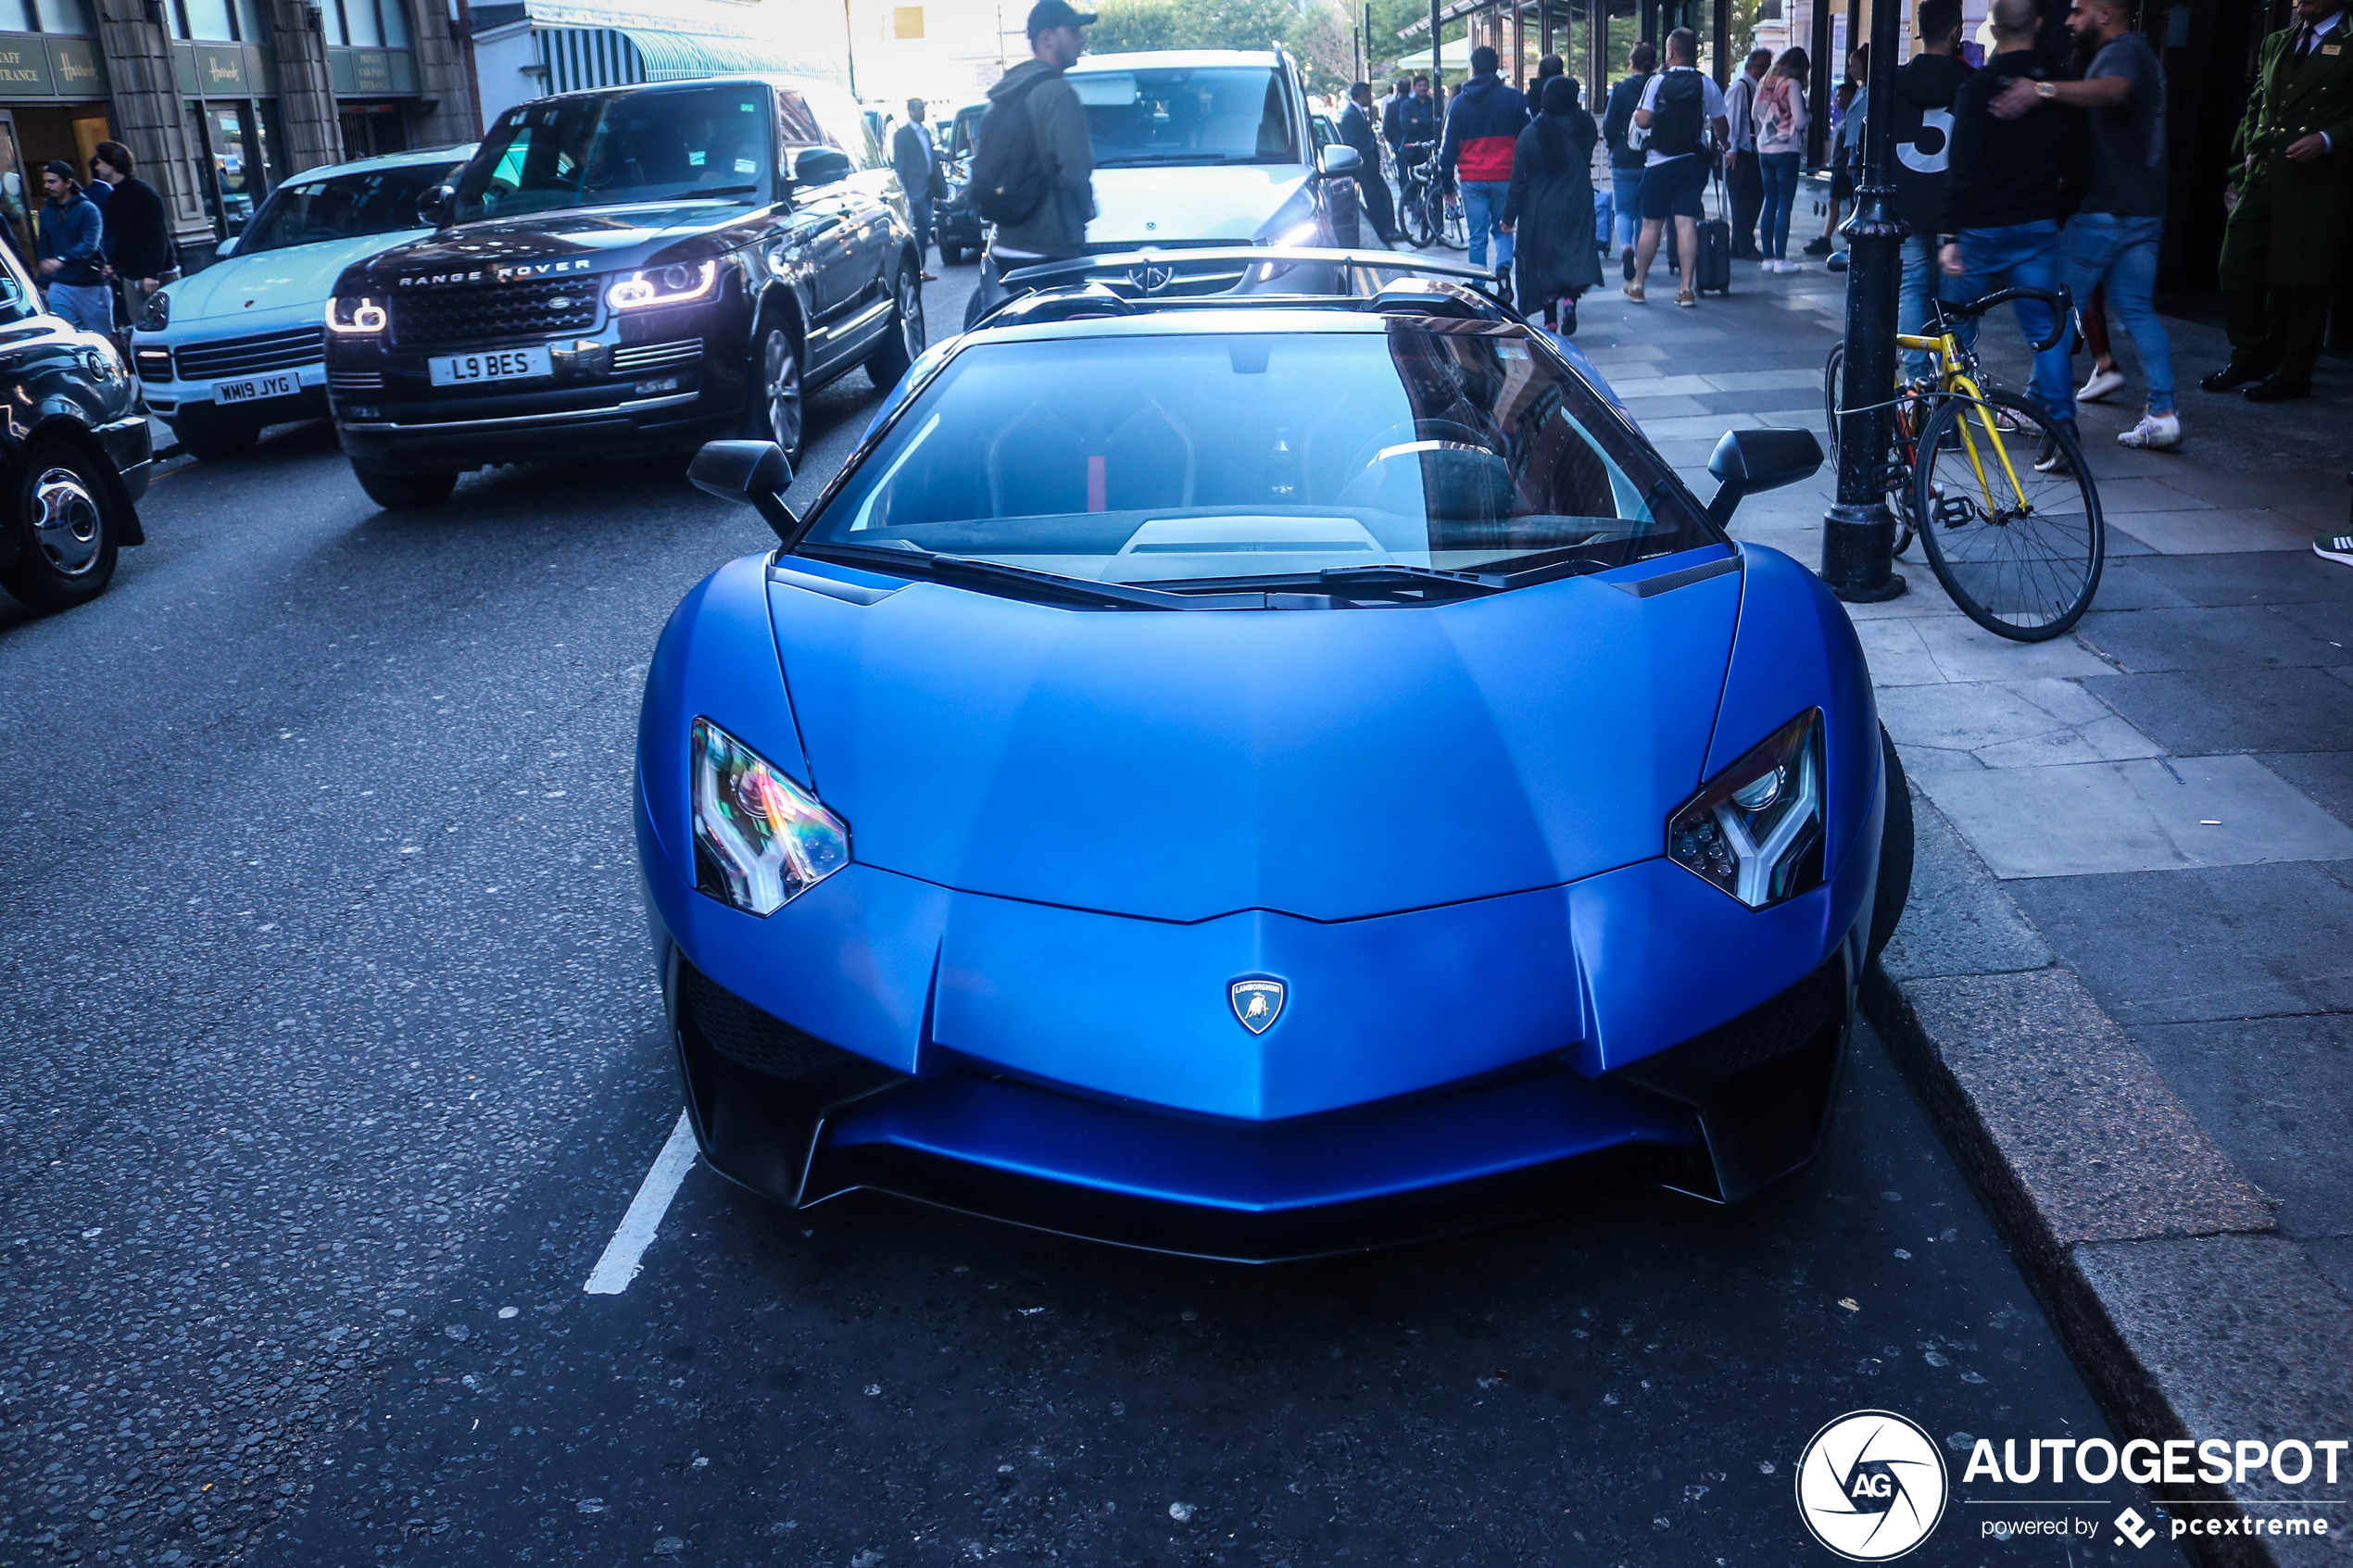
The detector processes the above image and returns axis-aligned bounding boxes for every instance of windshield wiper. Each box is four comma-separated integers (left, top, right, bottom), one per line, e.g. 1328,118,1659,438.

1316,564,1506,597
1094,153,1228,166
926,555,1200,610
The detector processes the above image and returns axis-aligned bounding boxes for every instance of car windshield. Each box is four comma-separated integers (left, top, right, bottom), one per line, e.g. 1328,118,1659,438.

455,85,771,220
235,161,462,254
1076,66,1302,166
797,323,1715,590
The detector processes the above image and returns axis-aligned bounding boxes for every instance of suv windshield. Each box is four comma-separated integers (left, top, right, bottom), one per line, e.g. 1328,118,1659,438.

1076,66,1301,166
799,322,1714,590
457,85,771,220
236,160,462,254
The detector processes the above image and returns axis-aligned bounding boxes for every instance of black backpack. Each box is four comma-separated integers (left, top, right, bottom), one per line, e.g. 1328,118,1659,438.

968,77,1055,226
1648,70,1706,158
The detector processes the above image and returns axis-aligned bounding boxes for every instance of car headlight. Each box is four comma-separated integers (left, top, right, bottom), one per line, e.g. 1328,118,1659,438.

327,295,387,334
690,718,848,915
136,289,168,332
1667,709,1826,909
608,259,719,311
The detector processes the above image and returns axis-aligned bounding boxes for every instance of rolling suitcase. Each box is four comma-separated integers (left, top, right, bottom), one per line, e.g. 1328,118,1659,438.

1693,164,1732,295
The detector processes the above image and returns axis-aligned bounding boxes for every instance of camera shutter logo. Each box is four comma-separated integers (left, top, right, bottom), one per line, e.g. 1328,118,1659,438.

1794,1410,1950,1561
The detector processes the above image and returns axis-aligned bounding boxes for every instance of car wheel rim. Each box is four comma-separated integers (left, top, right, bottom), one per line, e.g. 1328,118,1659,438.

762,329,802,453
899,270,925,359
31,468,101,577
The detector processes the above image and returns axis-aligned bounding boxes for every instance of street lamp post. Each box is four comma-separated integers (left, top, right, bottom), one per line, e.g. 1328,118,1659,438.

1820,0,1907,603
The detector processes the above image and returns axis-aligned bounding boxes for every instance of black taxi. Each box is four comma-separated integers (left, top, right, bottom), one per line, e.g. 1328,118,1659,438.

325,76,922,508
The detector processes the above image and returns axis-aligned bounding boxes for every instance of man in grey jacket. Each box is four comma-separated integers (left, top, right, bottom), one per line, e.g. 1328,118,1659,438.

965,0,1096,327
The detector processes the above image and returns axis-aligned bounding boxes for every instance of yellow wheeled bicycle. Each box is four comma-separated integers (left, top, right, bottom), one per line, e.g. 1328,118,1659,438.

1823,286,2104,642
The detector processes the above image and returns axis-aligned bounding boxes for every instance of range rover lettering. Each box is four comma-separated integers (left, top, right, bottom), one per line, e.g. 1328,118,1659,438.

325,78,924,509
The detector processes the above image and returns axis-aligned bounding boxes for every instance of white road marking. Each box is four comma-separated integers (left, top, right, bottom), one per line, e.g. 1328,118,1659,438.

584,1110,699,1296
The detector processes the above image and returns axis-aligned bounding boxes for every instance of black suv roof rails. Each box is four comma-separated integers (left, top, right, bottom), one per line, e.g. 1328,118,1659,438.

989,247,1510,321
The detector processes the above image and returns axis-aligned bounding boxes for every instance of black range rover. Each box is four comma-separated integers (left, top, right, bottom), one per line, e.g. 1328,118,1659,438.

325,77,923,508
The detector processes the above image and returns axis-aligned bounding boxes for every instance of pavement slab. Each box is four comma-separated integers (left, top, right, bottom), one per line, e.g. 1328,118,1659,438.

2084,668,2353,756
2076,607,2352,673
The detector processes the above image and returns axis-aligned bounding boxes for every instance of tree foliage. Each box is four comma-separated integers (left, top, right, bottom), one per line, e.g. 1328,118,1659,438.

1090,0,1305,53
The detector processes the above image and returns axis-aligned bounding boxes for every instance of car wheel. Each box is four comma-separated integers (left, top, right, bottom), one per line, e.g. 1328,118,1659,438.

865,264,925,392
0,445,118,612
938,240,963,265
745,321,804,465
1868,722,1914,966
352,465,459,509
173,422,259,462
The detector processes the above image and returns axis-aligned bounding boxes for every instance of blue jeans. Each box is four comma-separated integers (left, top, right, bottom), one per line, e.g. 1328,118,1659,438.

1461,180,1513,270
1898,232,1957,383
1758,151,1801,258
1609,167,1644,251
44,281,111,334
1956,220,2074,426
2063,211,2172,415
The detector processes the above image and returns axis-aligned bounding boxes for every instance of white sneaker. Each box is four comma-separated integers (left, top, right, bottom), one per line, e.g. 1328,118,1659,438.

2078,365,2127,403
1780,258,1803,272
2116,410,2182,450
2317,531,2353,568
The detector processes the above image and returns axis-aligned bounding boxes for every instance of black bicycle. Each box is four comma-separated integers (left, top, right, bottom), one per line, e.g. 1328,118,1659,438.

1394,141,1466,251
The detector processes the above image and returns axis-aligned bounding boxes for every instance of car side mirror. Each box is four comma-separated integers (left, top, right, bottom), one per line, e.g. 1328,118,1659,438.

416,183,455,229
1705,427,1822,528
213,233,239,259
1317,144,1364,178
786,147,854,189
690,440,797,540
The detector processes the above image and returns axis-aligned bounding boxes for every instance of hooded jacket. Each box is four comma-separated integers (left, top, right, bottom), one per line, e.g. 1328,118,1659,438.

984,57,1096,259
1888,51,1973,235
37,186,105,287
1440,72,1529,182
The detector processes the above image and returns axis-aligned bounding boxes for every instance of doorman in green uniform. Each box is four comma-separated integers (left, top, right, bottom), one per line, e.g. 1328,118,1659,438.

2203,0,2353,401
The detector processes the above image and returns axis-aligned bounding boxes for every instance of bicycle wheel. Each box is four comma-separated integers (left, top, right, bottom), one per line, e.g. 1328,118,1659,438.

1913,388,2103,640
1400,181,1434,248
1823,342,1919,558
1437,187,1467,250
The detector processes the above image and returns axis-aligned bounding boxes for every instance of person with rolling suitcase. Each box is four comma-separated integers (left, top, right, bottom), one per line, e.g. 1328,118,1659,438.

1625,27,1730,307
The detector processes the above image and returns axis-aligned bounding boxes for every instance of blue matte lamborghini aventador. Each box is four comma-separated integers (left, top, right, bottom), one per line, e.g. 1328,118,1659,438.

633,252,1914,1261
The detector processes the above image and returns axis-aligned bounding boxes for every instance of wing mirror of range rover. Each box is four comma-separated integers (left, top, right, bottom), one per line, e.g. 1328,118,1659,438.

691,441,798,541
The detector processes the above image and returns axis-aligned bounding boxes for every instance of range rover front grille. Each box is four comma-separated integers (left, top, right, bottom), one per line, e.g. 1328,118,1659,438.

175,326,325,380
390,278,600,346
612,338,702,373
328,369,384,394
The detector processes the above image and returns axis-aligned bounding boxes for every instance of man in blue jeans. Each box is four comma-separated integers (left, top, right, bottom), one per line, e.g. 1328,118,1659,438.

1940,0,2084,470
1440,44,1529,281
1991,0,2179,448
1601,43,1658,275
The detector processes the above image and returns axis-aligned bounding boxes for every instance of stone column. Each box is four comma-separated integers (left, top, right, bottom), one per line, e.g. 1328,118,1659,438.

268,0,344,170
407,0,481,145
93,0,214,263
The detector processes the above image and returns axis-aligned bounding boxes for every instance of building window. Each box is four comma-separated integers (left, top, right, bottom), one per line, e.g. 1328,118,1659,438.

0,0,99,33
325,0,412,49
170,0,268,43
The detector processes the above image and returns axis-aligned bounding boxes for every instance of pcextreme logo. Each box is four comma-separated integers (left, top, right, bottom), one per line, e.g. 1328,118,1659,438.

1795,1410,1951,1561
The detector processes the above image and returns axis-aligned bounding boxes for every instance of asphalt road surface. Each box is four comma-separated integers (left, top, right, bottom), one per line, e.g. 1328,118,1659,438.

2,262,2187,1567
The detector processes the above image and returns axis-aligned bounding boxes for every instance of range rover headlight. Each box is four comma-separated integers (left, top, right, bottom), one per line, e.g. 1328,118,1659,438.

327,295,387,333
608,259,719,311
1667,709,1826,909
690,718,847,915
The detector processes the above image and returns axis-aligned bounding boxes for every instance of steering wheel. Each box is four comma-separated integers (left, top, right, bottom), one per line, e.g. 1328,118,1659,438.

1337,418,1496,495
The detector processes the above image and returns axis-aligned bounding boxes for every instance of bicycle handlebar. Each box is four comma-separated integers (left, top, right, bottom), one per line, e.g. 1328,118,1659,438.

1941,285,2075,353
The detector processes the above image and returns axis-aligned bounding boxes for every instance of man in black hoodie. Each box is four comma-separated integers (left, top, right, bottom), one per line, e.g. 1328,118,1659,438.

1893,0,1971,383
1940,0,2082,466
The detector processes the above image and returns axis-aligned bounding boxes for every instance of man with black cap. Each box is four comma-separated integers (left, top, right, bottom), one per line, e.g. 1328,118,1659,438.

35,160,109,334
973,0,1096,308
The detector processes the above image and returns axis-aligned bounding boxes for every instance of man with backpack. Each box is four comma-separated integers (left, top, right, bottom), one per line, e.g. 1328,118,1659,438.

965,0,1097,327
1627,28,1730,307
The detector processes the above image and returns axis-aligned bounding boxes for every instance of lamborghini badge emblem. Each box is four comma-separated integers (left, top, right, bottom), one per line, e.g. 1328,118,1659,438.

1229,978,1285,1035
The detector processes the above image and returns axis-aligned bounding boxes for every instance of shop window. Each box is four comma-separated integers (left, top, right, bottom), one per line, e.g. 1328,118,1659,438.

327,0,413,50
36,0,94,32
0,0,36,31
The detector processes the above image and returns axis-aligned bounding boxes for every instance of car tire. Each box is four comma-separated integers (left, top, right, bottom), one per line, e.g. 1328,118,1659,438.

173,422,259,462
1868,722,1914,966
938,240,963,265
352,465,459,510
0,444,119,612
865,263,925,392
743,320,805,466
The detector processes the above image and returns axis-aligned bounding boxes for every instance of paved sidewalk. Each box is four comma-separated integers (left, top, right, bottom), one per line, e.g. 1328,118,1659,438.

1570,261,2353,1563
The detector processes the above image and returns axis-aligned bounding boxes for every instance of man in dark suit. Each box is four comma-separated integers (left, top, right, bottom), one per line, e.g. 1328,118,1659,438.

1340,82,1400,244
892,97,950,282
2203,0,2353,401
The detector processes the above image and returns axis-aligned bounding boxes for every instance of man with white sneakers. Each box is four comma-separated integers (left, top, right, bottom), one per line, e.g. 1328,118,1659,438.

1992,0,2181,449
